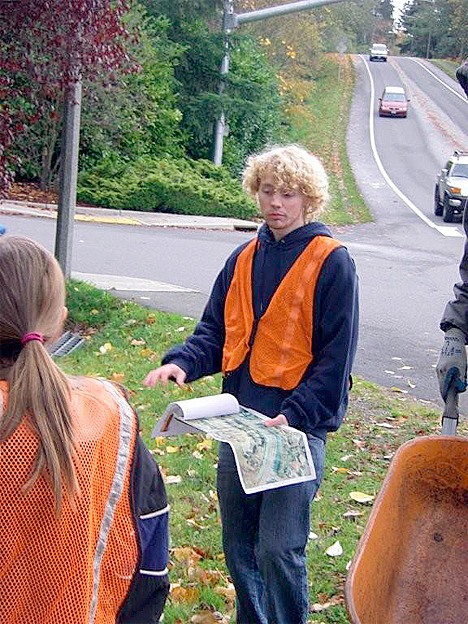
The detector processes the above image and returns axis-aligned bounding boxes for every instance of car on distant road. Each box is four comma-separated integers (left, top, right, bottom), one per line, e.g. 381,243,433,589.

378,86,410,118
434,151,468,223
369,43,388,62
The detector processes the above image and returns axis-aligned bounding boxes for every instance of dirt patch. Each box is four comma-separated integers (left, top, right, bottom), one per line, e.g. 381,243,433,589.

7,182,58,205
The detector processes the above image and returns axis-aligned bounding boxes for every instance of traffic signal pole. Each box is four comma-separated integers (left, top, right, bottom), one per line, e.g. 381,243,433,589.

212,0,348,166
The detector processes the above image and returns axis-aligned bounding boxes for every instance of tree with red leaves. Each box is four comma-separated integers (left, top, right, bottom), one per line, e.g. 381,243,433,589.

0,0,137,197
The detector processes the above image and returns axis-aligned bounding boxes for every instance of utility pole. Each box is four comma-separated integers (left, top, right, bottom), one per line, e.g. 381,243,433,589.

213,1,233,166
212,0,349,166
55,80,82,278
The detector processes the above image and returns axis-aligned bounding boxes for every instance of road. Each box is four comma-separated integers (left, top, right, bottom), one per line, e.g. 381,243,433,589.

2,55,467,412
346,54,468,412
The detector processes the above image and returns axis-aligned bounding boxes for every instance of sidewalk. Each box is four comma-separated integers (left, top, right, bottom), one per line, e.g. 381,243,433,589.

0,199,259,232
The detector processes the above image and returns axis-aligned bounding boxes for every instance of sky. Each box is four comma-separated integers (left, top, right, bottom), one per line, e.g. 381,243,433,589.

392,0,406,20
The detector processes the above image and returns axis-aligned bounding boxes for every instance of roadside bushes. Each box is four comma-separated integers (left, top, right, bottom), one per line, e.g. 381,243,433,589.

77,156,258,219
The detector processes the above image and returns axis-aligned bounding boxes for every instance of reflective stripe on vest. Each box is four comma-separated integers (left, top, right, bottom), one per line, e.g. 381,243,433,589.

0,377,138,624
222,235,341,390
89,379,135,624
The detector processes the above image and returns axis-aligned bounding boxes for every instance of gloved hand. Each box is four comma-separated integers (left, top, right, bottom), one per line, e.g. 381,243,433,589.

436,327,468,401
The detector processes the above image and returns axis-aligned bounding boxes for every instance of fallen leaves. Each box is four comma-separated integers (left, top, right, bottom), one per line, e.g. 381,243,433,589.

310,594,342,612
169,548,233,622
325,541,343,557
197,439,213,451
172,546,202,565
165,475,182,484
170,584,200,603
8,181,58,204
343,509,363,519
110,372,125,382
214,583,236,603
331,466,350,474
190,611,229,624
349,491,374,504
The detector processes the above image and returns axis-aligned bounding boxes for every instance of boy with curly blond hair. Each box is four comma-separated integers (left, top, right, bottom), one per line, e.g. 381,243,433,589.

145,144,359,623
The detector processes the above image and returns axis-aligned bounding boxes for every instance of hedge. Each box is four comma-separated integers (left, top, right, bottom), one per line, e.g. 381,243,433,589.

77,156,258,220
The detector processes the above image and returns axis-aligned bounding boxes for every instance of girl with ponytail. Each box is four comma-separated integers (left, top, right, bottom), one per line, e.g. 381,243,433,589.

0,235,76,514
0,236,169,624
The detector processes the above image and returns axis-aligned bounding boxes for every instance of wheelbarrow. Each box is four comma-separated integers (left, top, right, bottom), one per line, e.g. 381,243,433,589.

345,387,468,624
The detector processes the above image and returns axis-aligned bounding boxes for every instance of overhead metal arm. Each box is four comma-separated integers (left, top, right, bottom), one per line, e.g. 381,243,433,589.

226,0,348,30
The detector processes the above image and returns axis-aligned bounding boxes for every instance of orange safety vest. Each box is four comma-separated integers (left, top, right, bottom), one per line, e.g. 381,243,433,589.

0,377,138,624
222,235,341,390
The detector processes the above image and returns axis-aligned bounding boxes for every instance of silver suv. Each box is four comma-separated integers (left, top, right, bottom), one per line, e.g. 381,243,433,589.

369,44,388,62
434,151,468,222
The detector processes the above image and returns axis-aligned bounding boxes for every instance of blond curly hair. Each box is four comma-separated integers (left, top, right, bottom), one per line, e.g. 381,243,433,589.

242,144,329,221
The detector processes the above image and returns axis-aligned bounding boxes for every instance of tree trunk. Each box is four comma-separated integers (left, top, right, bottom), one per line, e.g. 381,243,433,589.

40,114,61,191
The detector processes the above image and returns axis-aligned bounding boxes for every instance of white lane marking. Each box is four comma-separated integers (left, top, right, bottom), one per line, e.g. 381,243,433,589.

410,59,468,103
360,55,463,238
72,272,197,293
438,226,465,237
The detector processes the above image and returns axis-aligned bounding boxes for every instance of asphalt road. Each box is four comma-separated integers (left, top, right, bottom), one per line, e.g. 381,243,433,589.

346,55,468,412
2,55,468,414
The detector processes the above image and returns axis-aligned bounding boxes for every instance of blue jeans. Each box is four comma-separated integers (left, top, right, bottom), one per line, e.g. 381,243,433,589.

217,435,325,624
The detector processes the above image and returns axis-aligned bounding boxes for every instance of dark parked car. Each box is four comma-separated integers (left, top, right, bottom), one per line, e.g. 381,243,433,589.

378,86,410,118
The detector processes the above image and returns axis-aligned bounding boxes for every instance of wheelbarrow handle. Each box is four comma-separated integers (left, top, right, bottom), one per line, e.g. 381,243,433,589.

442,384,459,436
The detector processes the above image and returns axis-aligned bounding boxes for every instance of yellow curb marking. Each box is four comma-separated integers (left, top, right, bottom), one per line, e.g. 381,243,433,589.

74,214,140,225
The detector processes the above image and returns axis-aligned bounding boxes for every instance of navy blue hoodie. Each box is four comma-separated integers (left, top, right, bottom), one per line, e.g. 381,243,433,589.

163,222,359,441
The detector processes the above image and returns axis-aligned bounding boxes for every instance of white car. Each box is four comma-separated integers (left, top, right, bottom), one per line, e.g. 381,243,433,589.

369,44,388,62
434,151,468,222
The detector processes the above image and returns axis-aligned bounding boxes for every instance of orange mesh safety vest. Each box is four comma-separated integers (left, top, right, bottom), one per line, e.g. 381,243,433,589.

222,235,341,390
0,377,138,624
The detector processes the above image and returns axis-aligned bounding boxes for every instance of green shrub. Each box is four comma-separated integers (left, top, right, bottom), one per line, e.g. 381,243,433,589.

77,156,257,220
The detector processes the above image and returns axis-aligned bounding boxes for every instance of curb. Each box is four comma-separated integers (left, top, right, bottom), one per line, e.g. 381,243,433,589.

0,199,259,232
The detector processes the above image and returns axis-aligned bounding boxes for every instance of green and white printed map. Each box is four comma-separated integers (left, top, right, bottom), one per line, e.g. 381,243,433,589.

152,393,315,493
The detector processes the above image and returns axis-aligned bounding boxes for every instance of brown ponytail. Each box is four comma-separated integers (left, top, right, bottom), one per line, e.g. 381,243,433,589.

0,236,78,515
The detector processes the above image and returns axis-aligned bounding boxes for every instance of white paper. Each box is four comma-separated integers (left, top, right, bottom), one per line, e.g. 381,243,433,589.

167,393,239,421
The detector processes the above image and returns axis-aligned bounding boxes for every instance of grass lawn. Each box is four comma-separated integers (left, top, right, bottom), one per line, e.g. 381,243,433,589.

61,282,467,623
428,58,462,81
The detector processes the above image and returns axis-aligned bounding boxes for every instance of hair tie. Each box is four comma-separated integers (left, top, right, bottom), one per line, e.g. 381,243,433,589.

21,332,45,347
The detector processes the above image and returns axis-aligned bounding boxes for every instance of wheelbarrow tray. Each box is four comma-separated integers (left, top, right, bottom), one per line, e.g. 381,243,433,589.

345,435,468,624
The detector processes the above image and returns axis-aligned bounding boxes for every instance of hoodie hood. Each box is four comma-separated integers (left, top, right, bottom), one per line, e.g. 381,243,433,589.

257,221,333,249
253,221,336,320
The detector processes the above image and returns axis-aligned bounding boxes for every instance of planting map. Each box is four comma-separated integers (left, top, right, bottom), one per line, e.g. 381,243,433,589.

152,394,315,493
